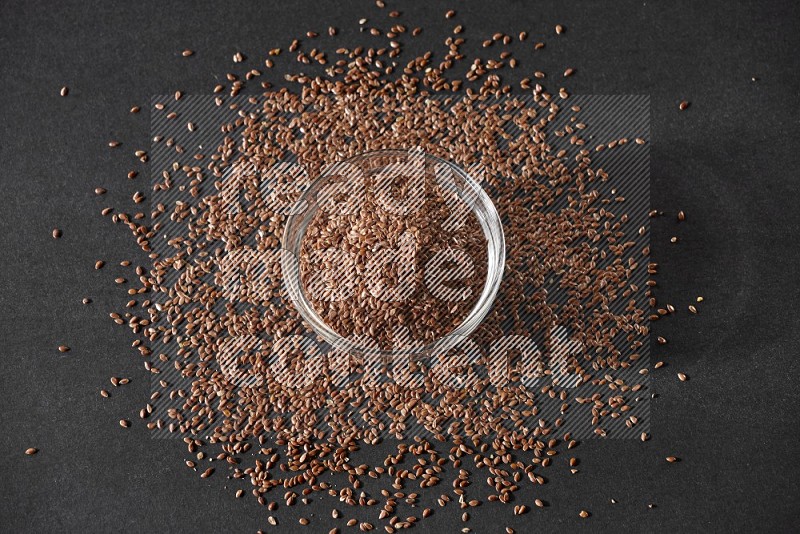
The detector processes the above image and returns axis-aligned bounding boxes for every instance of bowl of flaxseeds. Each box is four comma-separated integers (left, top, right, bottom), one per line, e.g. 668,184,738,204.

282,149,505,358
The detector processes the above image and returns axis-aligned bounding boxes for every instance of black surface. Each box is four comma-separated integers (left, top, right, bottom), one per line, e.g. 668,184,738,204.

1,0,799,532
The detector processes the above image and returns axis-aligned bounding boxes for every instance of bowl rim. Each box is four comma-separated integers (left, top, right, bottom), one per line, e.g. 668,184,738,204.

281,149,505,359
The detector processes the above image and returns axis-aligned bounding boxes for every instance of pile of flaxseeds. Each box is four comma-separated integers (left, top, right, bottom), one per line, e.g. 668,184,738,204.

298,154,489,350
86,4,681,532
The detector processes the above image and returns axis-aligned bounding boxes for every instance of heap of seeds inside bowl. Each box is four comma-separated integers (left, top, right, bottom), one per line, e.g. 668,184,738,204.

298,160,488,350
96,5,665,530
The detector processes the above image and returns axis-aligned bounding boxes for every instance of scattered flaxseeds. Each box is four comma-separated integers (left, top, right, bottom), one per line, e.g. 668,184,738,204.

58,345,70,353
60,86,68,97
25,448,38,455
95,10,684,530
679,100,690,110
52,228,62,239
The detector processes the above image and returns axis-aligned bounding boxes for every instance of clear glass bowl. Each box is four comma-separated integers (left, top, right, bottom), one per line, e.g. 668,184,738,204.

281,149,505,359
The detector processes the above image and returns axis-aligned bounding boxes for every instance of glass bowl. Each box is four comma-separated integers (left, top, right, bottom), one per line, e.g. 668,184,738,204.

281,149,505,359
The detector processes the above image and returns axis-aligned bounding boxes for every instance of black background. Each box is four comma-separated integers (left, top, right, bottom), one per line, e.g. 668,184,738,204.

1,0,799,532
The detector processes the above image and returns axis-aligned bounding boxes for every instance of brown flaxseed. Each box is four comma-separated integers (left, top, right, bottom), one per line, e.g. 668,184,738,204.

97,14,665,532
